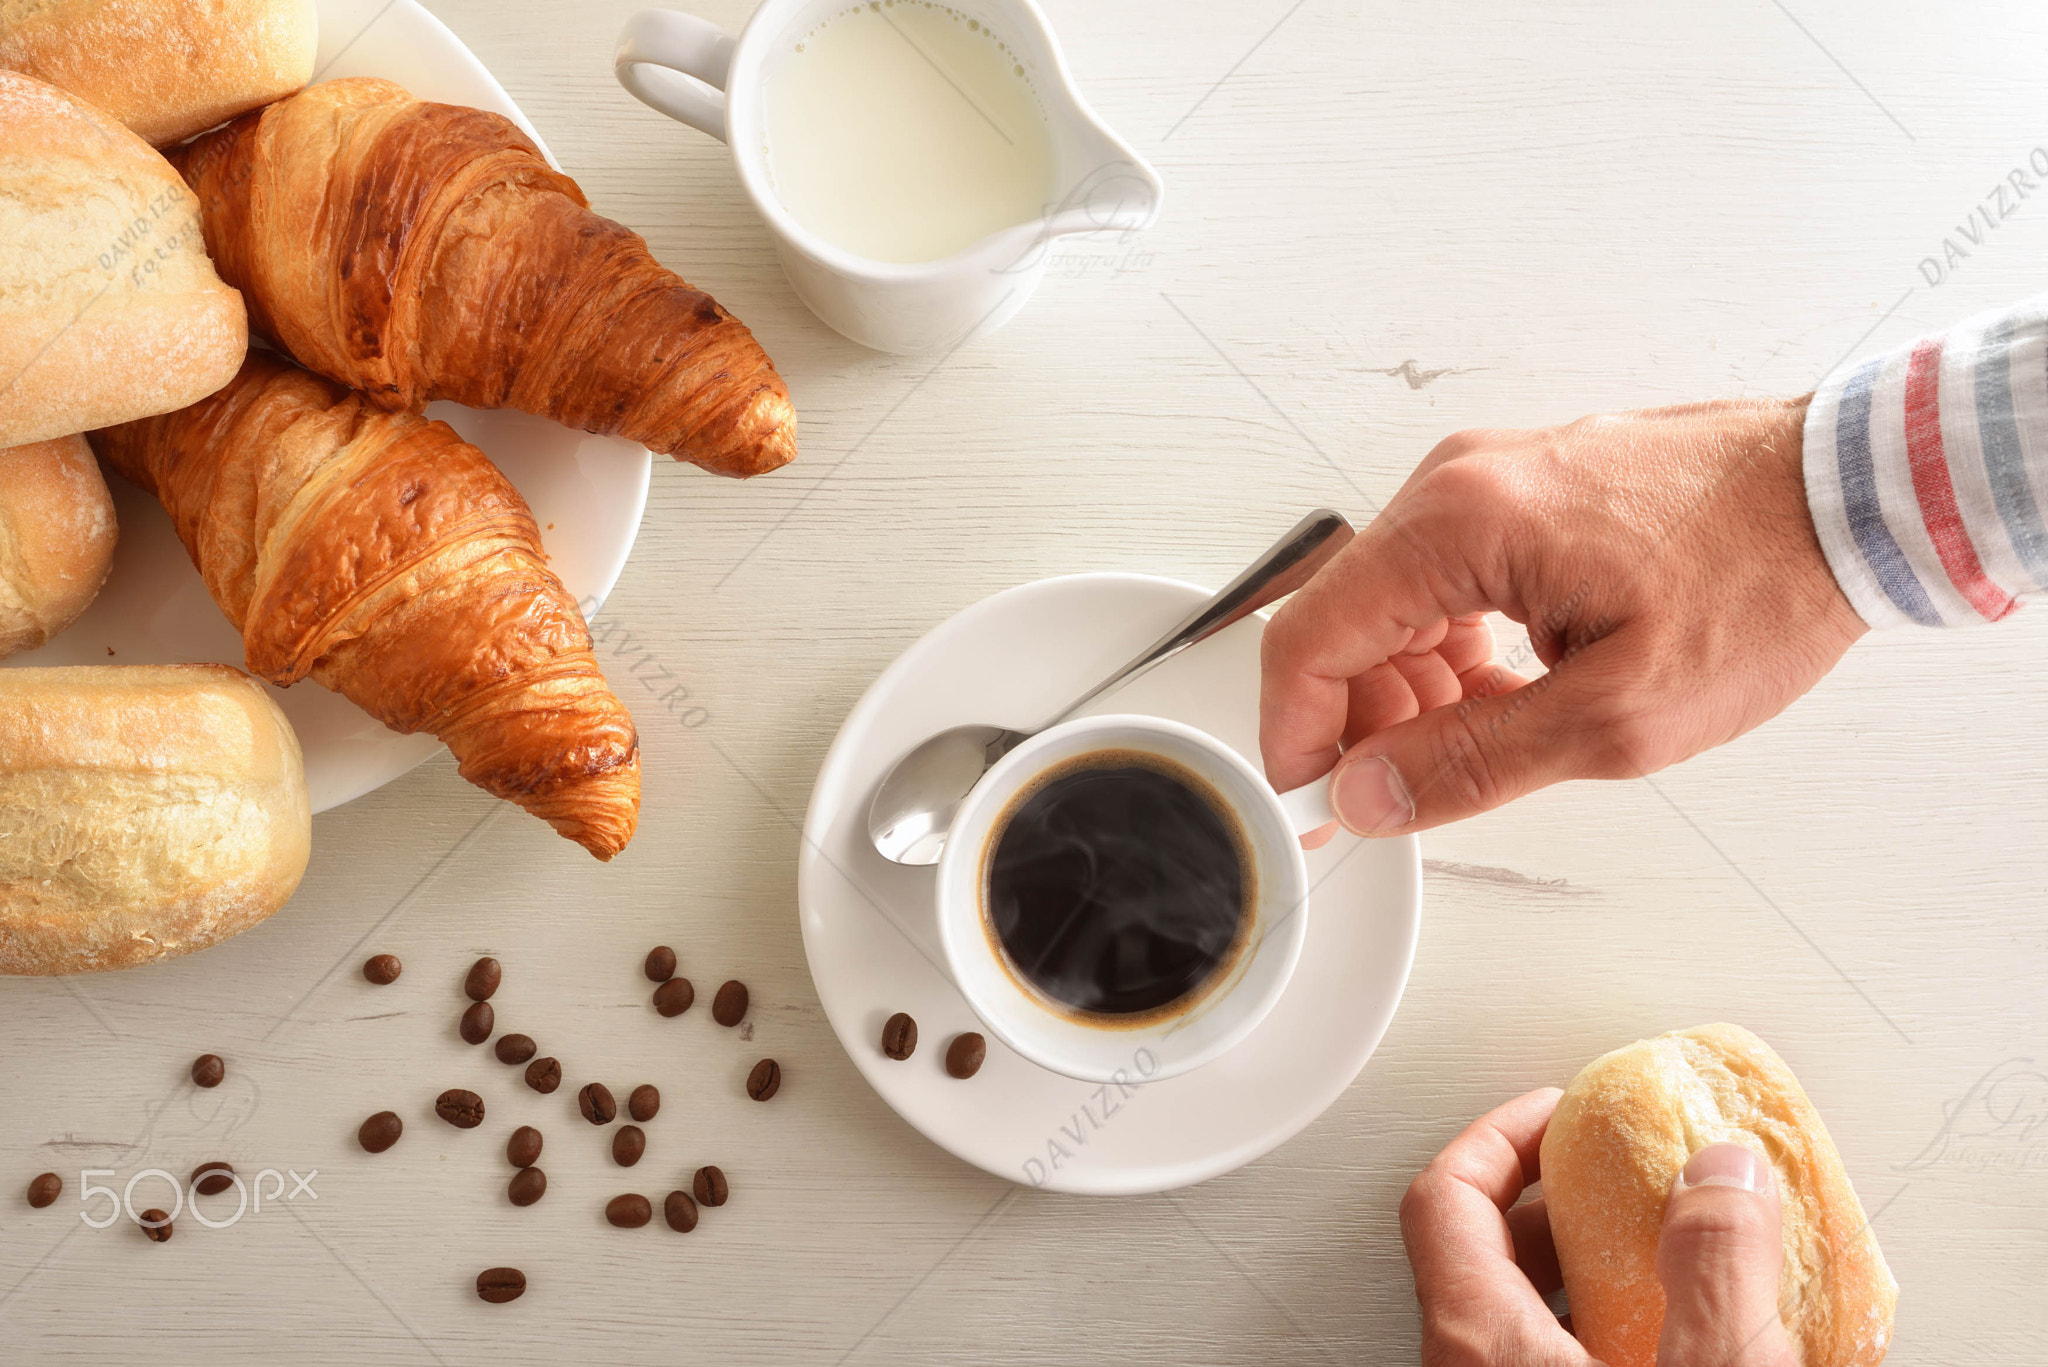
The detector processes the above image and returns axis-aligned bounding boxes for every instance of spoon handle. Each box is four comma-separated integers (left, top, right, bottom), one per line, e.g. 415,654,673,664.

1044,508,1356,729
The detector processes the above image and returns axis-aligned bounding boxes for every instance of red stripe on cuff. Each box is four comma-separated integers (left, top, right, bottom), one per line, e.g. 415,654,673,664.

1903,337,2017,621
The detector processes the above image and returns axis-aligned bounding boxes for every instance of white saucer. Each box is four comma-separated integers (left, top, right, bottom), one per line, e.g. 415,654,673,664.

2,0,654,814
799,574,1422,1194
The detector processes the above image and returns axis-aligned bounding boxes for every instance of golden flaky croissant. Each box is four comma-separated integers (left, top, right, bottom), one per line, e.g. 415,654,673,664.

172,77,795,480
91,353,641,859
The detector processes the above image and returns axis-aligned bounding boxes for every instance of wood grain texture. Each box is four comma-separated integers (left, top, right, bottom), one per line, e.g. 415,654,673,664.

4,0,2047,1361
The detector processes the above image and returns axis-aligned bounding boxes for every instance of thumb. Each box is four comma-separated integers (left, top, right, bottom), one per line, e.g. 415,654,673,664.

1655,1144,1799,1367
1323,641,1627,835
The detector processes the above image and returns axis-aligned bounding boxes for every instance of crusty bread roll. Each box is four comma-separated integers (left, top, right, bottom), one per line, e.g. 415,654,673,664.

0,0,317,146
0,663,310,974
0,436,118,658
0,70,247,449
1542,1023,1897,1367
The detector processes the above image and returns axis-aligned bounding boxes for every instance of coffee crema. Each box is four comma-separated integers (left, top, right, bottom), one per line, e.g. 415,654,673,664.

981,748,1252,1021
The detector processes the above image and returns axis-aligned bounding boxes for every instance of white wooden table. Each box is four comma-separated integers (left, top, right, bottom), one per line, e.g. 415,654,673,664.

6,1,2047,1360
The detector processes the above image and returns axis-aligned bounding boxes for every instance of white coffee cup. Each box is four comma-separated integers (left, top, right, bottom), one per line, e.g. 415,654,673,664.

614,0,1162,354
935,714,1340,1083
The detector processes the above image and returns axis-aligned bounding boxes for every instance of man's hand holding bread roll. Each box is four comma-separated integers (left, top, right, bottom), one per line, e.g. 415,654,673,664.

1401,1025,1894,1367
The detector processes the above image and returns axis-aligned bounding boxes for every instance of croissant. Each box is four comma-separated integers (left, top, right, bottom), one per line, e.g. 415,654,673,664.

91,352,641,859
171,76,796,480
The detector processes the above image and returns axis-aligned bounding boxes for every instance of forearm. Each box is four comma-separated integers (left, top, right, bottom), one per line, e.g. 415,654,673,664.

1805,295,2048,627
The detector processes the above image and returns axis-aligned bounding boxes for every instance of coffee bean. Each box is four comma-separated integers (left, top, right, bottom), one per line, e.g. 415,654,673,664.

746,1058,781,1101
663,1190,699,1233
628,1084,660,1123
358,1110,403,1153
605,1193,652,1228
508,1166,547,1207
362,953,402,985
652,977,694,1017
712,980,749,1027
191,1053,224,1088
139,1209,173,1242
881,1012,918,1060
692,1165,728,1208
26,1173,60,1208
577,1082,617,1125
946,1033,986,1079
612,1125,646,1167
476,1267,526,1303
525,1057,562,1094
495,1033,536,1065
507,1125,543,1169
460,1000,495,1045
435,1089,485,1128
645,945,677,982
191,1161,234,1197
464,956,502,1001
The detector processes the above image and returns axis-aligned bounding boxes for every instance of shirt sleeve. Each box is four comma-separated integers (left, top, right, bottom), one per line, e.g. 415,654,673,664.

1803,294,2048,628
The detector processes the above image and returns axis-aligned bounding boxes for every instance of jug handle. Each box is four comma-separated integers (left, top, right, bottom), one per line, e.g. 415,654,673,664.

616,9,736,143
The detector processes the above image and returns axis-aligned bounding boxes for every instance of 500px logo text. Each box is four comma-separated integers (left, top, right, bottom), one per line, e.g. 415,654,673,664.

70,1166,318,1230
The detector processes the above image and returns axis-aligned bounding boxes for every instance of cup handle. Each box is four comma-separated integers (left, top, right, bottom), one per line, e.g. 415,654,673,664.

1276,776,1338,837
615,9,737,143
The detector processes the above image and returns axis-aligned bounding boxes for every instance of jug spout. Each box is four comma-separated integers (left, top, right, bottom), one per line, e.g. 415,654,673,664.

1043,147,1164,241
1038,85,1163,242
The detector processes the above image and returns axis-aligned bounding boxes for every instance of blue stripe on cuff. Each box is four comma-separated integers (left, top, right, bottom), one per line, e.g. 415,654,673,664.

1973,314,2048,593
1837,356,1944,626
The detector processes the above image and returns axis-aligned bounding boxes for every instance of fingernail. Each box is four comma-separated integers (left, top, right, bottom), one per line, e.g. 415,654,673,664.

1678,1143,1770,1193
1331,755,1413,835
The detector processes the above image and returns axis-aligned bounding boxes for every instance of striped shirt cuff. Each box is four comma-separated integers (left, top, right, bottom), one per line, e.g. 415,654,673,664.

1804,295,2048,628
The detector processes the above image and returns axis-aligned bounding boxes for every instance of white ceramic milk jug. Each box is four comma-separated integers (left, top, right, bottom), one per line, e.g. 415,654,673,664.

616,0,1163,354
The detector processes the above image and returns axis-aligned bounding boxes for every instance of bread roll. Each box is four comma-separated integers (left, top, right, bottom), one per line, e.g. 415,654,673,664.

0,664,310,974
0,435,118,657
1541,1023,1897,1367
0,71,247,449
0,0,317,146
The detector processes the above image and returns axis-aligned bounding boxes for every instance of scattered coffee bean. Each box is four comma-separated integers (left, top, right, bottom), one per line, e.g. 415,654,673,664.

946,1033,986,1080
26,1173,60,1208
465,956,502,1001
191,1161,234,1197
578,1082,617,1125
525,1057,562,1094
612,1125,646,1167
476,1267,526,1303
663,1189,699,1233
191,1053,224,1088
508,1166,547,1207
139,1209,173,1243
362,954,403,985
882,1012,918,1060
460,1000,495,1045
605,1193,652,1228
653,977,694,1017
747,1058,781,1101
692,1165,728,1208
645,945,677,982
435,1089,485,1129
712,980,749,1027
359,1111,403,1153
507,1126,543,1169
628,1084,660,1123
495,1033,536,1066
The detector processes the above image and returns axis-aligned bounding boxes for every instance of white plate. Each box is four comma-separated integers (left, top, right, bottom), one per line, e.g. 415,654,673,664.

2,0,654,814
799,574,1422,1194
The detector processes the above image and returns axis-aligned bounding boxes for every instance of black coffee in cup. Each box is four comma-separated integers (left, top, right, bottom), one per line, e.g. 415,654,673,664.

982,748,1253,1019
